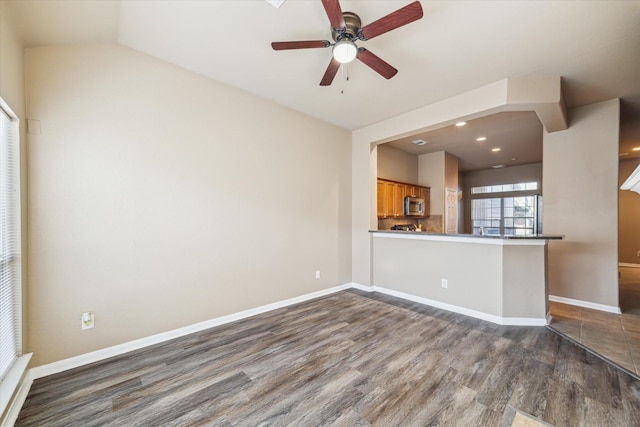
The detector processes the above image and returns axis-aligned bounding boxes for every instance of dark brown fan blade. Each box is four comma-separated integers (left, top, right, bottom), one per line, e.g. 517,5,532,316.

271,41,330,50
320,57,341,86
359,1,423,40
357,48,398,79
321,0,345,29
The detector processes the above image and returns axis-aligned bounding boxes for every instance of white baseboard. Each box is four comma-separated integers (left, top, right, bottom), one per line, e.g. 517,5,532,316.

30,283,352,380
549,295,621,314
619,262,640,269
349,283,374,292
363,284,546,326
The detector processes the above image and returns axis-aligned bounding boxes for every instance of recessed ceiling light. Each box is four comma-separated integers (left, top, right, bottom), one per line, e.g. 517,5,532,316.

491,147,501,152
633,147,640,152
455,121,466,127
476,137,487,142
412,139,427,146
492,165,505,169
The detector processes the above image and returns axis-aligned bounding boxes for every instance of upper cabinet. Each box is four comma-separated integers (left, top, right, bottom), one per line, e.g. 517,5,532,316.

377,180,392,217
377,178,430,218
405,185,420,198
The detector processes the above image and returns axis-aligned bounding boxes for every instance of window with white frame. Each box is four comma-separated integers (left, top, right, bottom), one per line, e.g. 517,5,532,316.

0,98,22,383
471,182,540,236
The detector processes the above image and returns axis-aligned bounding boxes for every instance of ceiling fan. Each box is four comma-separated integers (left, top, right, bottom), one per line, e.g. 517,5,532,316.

271,0,423,86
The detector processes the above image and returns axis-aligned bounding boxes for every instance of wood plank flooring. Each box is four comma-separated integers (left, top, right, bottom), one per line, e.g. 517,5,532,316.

16,289,640,426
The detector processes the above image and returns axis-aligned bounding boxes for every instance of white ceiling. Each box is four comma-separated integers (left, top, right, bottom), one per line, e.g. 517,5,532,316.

8,0,640,166
387,111,543,172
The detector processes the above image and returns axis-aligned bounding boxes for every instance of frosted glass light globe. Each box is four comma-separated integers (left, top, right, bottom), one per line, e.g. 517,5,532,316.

332,40,358,63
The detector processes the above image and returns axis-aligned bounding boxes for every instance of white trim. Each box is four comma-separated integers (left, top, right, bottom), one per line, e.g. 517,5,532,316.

349,282,374,292
372,285,547,326
549,295,621,314
1,366,33,427
371,231,549,246
619,263,640,269
501,317,548,327
30,284,351,380
621,163,640,195
0,98,17,120
0,353,31,423
265,0,285,8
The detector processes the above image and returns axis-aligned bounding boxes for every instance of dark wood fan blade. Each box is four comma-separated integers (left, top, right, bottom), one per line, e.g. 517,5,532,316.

320,57,341,86
271,40,330,50
321,0,345,29
359,1,423,40
357,48,398,79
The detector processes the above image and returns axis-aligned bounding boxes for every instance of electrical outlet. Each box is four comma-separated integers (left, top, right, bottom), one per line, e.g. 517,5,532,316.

441,279,448,289
315,271,321,279
81,312,94,330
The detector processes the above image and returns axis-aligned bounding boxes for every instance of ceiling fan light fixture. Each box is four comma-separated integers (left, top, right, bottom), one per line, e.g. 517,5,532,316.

332,39,358,63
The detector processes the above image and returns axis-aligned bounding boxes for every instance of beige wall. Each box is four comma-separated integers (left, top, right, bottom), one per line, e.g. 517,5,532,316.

444,152,459,233
372,234,547,321
619,158,640,264
415,151,459,230
25,44,352,366
373,236,503,316
543,99,619,307
0,1,28,352
418,151,445,215
444,152,459,191
377,144,418,184
462,163,543,233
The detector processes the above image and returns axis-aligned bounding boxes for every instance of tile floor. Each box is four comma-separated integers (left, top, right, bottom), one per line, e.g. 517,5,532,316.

548,266,640,377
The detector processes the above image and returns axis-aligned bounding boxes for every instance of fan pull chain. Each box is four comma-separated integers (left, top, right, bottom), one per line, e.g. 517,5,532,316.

341,64,350,94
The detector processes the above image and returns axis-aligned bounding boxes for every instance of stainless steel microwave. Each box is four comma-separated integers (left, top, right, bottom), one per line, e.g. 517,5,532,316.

405,196,425,216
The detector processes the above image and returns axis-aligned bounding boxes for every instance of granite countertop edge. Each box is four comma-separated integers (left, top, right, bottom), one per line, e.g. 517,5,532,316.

369,230,564,240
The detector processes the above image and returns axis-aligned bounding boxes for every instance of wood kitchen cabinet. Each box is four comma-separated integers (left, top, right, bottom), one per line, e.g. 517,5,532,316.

377,180,401,218
377,179,430,218
393,184,406,217
377,180,388,217
405,185,420,198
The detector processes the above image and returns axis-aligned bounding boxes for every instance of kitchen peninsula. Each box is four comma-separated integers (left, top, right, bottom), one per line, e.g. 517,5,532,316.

370,230,563,326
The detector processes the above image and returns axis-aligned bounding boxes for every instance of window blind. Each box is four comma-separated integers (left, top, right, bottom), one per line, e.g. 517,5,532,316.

0,100,21,382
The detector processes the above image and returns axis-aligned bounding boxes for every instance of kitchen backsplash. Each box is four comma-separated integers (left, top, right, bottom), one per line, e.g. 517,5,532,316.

378,215,443,233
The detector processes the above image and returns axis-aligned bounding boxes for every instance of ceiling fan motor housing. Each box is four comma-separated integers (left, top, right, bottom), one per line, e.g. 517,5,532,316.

331,12,362,41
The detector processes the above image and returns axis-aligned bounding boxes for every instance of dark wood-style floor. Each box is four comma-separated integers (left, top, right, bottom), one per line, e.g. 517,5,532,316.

16,289,640,426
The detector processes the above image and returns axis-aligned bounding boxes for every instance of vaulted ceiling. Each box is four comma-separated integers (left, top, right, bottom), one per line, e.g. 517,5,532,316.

7,0,640,166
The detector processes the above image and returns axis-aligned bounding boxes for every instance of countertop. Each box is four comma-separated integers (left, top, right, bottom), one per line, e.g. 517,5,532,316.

370,230,564,240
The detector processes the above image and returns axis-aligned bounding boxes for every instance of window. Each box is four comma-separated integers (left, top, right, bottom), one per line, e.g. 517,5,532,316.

503,196,537,236
471,181,537,194
472,198,502,235
471,181,540,236
0,98,21,383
